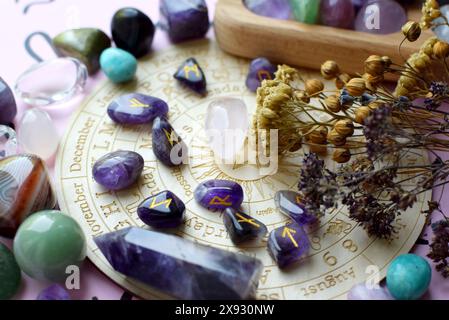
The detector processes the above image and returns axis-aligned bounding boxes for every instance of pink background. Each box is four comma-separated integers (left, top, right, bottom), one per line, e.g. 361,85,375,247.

0,0,447,300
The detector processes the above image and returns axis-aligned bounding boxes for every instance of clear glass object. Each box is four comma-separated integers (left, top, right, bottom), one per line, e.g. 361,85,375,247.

0,125,18,159
15,57,87,107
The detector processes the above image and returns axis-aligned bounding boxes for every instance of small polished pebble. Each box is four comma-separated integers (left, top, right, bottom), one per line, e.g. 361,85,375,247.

321,0,355,29
137,190,185,228
246,57,277,92
347,283,394,300
0,125,18,159
0,78,17,125
18,108,59,160
290,0,320,24
0,154,56,238
93,150,144,190
37,284,71,300
354,0,407,34
194,179,244,210
100,48,137,83
111,8,155,58
53,28,111,74
243,0,292,20
267,222,310,268
274,190,317,226
174,58,207,94
107,94,168,125
160,0,210,43
223,208,267,245
14,210,86,282
386,254,431,300
0,243,21,300
152,117,188,167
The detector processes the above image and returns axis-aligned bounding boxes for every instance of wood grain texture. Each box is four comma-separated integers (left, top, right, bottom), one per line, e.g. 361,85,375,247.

214,0,432,79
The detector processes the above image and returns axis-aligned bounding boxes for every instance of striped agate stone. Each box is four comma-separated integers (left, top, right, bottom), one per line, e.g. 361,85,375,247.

0,154,56,238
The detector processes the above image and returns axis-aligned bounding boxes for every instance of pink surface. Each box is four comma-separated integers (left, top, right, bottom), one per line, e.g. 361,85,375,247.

0,0,447,300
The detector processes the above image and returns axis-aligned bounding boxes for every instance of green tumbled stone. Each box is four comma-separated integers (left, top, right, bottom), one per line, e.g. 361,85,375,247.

0,243,21,300
290,0,320,24
13,210,86,282
53,28,111,74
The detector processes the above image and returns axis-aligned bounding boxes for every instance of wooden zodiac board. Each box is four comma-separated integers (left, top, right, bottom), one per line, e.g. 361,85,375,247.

55,40,431,300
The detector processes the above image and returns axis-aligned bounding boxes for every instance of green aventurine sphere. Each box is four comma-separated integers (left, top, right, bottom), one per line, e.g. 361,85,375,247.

387,254,432,300
0,243,21,300
14,210,86,282
290,0,320,24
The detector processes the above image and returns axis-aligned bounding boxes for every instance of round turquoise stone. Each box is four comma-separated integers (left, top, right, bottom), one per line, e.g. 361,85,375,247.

13,210,86,282
0,242,21,300
290,0,320,24
100,47,137,83
386,254,431,300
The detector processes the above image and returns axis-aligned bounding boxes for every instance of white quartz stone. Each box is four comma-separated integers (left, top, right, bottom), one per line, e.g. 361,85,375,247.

0,125,18,159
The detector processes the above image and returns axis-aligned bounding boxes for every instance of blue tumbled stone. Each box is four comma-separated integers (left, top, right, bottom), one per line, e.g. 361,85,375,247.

100,47,137,83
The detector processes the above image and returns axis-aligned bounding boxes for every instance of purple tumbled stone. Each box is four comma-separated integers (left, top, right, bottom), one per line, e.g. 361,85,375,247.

274,190,317,226
351,0,369,11
107,94,168,125
267,222,310,269
159,0,210,43
243,0,292,20
92,150,144,190
348,283,394,300
137,190,185,229
152,117,188,167
354,0,407,34
246,57,277,92
223,208,267,245
194,179,244,211
0,78,17,125
37,284,71,300
321,0,355,29
94,227,263,299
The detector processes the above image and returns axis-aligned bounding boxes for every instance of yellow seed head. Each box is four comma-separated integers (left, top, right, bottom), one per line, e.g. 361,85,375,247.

333,149,351,163
365,55,385,76
402,21,422,42
321,60,340,80
308,126,328,144
346,78,366,96
327,129,347,146
325,95,341,113
355,106,372,124
305,79,324,96
334,119,355,137
433,41,449,59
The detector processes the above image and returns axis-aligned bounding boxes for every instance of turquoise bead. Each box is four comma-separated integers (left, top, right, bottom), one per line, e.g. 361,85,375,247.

290,0,320,24
13,210,86,282
100,47,137,83
0,243,21,300
386,254,431,300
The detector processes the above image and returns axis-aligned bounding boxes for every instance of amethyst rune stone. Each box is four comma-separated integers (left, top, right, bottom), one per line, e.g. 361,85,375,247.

94,227,263,299
0,78,17,125
267,222,310,269
152,117,188,167
160,0,210,43
174,58,207,94
137,190,185,229
274,190,317,226
320,0,355,29
107,94,169,125
92,150,144,190
243,0,292,20
223,208,267,245
194,179,244,211
354,0,407,34
246,57,277,92
37,284,71,300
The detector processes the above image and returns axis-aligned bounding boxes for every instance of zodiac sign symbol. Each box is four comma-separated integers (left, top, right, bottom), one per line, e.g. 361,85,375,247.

129,98,149,108
236,213,260,228
149,197,172,209
209,195,232,206
15,0,55,14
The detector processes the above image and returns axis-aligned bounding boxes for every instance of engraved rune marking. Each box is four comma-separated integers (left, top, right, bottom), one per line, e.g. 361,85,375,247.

163,128,179,147
296,195,303,205
209,195,232,206
183,64,200,79
257,70,272,82
282,227,298,248
236,213,260,228
129,98,149,108
149,197,172,209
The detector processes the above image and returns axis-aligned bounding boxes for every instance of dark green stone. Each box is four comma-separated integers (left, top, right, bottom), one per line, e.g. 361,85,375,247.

0,242,21,300
53,28,111,74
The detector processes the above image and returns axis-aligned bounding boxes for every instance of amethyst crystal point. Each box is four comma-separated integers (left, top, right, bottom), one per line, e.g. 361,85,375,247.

160,0,210,43
0,78,17,125
173,58,207,94
246,57,277,92
194,179,244,211
223,208,267,245
37,284,71,300
94,227,263,299
274,190,317,226
244,0,292,20
354,0,407,34
137,190,185,228
107,93,169,125
152,117,188,167
92,150,144,191
267,222,310,269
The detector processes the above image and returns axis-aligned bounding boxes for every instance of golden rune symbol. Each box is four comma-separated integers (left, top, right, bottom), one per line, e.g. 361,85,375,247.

257,70,272,82
209,195,232,206
282,227,298,248
149,197,172,209
129,98,150,108
163,128,179,147
183,64,200,79
296,195,303,205
236,213,260,228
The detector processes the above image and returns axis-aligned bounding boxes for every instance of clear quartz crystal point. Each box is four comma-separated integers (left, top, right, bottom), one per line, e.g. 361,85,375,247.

15,57,87,107
0,125,18,159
